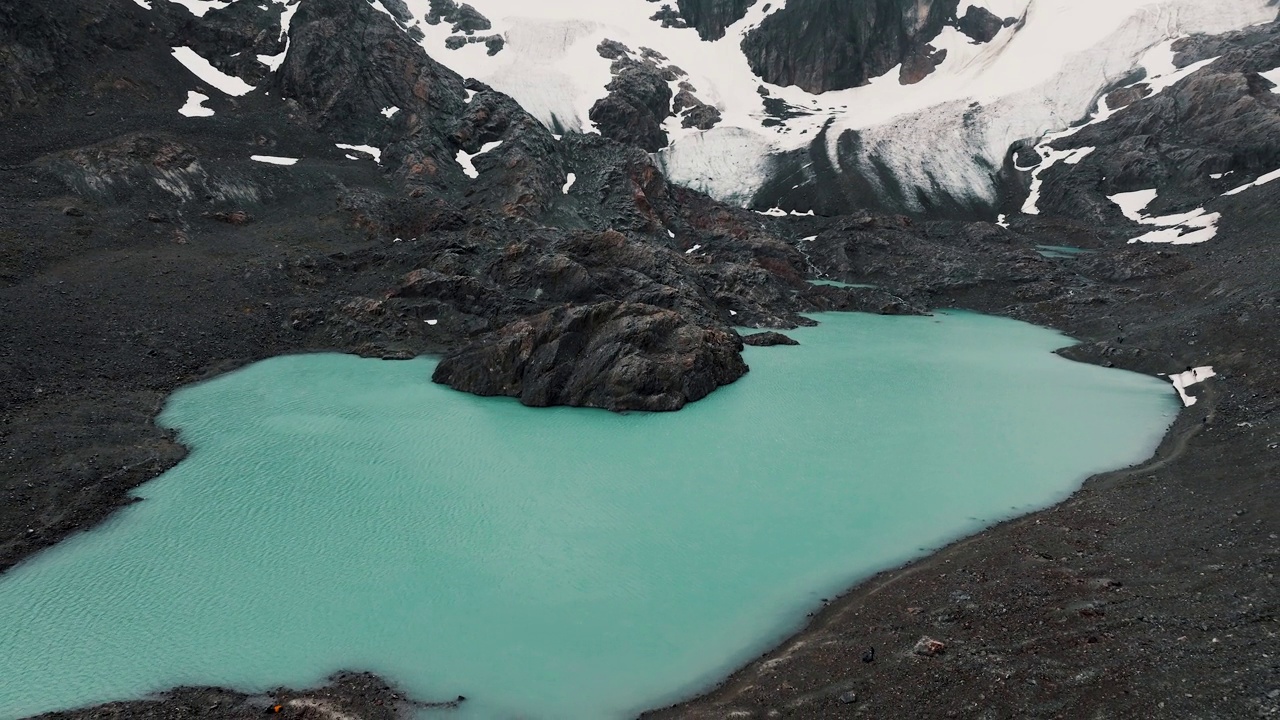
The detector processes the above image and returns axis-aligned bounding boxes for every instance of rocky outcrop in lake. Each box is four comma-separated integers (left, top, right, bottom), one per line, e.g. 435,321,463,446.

433,301,748,411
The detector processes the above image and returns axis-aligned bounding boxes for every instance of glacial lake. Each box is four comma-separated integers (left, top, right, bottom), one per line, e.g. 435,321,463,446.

0,311,1177,720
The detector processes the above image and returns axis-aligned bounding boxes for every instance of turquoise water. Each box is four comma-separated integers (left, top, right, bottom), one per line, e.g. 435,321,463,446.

807,279,878,288
1036,244,1097,259
0,312,1177,720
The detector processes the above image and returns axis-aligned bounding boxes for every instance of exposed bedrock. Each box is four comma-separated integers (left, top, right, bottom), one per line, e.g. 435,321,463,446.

741,0,959,93
589,60,675,152
955,5,1015,44
273,0,468,182
431,301,749,412
742,331,799,346
675,0,756,40
1030,30,1280,224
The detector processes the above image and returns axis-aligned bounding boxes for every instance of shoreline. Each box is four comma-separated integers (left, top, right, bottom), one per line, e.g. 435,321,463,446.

5,297,1206,720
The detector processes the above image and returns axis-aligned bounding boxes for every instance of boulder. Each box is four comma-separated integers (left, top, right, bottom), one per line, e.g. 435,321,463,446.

432,301,748,411
741,331,799,346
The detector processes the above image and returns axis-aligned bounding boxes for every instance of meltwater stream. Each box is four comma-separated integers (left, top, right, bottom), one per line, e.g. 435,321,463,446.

0,312,1177,720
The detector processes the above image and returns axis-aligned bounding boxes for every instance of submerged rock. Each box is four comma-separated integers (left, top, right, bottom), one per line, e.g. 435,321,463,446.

432,301,748,412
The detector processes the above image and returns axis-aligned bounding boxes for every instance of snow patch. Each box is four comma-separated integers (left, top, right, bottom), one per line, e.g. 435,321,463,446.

258,49,287,71
562,173,576,194
1107,189,1159,222
1107,187,1218,245
1021,145,1094,215
1222,167,1280,196
178,91,214,117
1260,67,1280,90
1128,212,1219,245
381,106,400,118
131,0,152,9
166,0,230,17
685,244,702,254
336,144,382,163
251,155,298,165
756,207,815,217
171,47,255,96
455,140,503,179
1168,366,1216,407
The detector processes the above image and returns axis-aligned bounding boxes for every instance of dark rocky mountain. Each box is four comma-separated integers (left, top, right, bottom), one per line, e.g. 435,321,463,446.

676,0,756,40
1,0,1279,719
1026,30,1280,225
741,0,959,92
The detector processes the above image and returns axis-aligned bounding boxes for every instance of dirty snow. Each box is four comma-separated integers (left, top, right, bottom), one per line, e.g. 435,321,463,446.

178,91,214,117
171,47,255,96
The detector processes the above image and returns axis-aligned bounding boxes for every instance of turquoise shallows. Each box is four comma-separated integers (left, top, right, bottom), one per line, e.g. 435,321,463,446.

0,311,1177,720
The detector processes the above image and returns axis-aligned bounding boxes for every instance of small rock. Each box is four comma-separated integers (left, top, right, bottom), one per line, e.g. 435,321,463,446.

838,691,858,704
742,331,799,347
862,646,875,663
62,206,84,217
912,636,946,657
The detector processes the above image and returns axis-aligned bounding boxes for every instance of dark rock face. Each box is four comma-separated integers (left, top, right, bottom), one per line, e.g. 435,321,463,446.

675,0,756,40
742,331,798,346
432,301,749,411
589,61,675,151
674,87,723,129
179,0,285,85
741,0,958,93
1030,33,1280,223
0,0,148,117
426,0,492,34
955,5,1012,44
899,44,947,85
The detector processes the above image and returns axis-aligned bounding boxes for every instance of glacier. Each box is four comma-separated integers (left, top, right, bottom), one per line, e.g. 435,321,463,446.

157,0,1278,215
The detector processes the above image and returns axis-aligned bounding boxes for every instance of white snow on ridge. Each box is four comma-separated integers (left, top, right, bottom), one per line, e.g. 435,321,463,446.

178,91,214,117
131,0,152,9
1168,366,1216,407
148,0,1274,212
251,155,298,165
171,46,255,96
